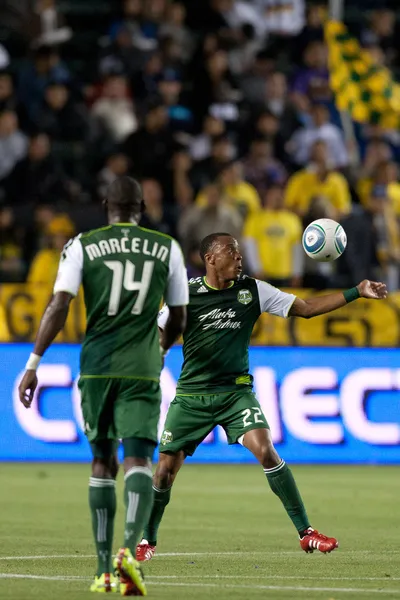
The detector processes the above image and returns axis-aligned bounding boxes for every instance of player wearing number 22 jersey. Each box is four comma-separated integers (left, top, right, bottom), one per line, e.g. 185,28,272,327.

137,231,388,562
18,177,189,596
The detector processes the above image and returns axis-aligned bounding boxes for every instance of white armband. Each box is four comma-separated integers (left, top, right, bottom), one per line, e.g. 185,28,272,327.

26,353,41,371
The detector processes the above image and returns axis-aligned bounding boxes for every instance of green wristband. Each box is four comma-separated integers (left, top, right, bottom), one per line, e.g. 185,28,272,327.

343,287,360,303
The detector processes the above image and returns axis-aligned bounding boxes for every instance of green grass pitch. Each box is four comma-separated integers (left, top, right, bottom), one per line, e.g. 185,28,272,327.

1,463,399,600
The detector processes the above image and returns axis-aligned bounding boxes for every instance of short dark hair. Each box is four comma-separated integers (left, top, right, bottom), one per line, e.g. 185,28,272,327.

199,232,233,262
107,176,143,211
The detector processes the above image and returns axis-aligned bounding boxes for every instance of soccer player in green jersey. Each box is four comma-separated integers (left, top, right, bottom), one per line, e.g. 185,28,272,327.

18,177,189,596
137,232,387,561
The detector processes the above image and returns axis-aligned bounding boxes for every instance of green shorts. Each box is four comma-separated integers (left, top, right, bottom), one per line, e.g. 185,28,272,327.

79,377,161,444
159,388,269,456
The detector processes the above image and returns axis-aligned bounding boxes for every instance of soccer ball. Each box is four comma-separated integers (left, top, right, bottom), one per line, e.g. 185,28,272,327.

302,218,347,262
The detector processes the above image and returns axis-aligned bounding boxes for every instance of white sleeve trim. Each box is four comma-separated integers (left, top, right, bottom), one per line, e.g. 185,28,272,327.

256,279,296,318
158,305,170,330
164,239,189,306
53,236,83,297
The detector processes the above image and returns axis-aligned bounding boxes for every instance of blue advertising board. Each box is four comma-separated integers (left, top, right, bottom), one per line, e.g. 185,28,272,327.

0,344,399,463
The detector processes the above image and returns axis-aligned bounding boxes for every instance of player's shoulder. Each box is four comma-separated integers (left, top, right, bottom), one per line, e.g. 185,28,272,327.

188,276,205,292
80,226,112,240
236,274,258,288
138,226,176,245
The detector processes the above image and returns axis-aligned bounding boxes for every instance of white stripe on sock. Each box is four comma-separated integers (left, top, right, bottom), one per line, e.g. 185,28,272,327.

96,509,107,543
127,492,139,523
124,466,152,481
152,485,171,494
263,460,285,475
89,478,115,487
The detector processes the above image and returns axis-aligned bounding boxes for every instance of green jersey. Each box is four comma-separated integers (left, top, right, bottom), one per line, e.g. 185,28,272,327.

54,223,188,379
159,276,295,393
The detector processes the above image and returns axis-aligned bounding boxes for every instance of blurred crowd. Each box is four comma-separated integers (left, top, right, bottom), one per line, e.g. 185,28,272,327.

1,0,400,290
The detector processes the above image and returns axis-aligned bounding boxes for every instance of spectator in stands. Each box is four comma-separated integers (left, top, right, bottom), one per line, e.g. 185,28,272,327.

130,51,163,104
337,204,377,288
361,9,397,67
159,35,186,72
238,50,276,105
159,2,193,64
178,181,242,260
360,160,400,216
243,135,286,197
191,49,241,127
31,0,72,48
170,149,193,207
0,71,17,112
122,99,173,185
207,0,264,42
196,160,261,221
285,140,351,218
243,183,303,287
35,82,90,142
357,143,396,203
0,206,25,282
97,154,130,200
189,114,226,161
22,203,57,265
366,184,400,291
259,72,301,142
255,0,305,36
0,110,28,181
294,3,325,63
17,46,70,120
27,214,75,284
91,74,138,143
0,45,10,71
140,177,176,237
142,0,168,41
5,132,66,205
291,40,331,113
287,103,348,168
251,109,288,164
157,69,192,132
190,133,235,192
358,139,393,190
109,0,157,53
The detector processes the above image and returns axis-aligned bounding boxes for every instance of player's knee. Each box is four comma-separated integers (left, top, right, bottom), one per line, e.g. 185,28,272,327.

258,441,280,469
154,464,173,489
92,457,113,479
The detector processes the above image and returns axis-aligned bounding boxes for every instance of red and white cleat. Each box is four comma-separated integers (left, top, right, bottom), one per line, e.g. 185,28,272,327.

299,528,339,554
136,539,156,562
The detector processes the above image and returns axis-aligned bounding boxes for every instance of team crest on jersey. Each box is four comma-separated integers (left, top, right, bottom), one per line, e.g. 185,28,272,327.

237,289,252,305
161,430,173,445
197,285,208,293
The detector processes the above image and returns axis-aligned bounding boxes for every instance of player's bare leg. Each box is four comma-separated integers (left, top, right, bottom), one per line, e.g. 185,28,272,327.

136,450,185,562
89,450,118,592
243,428,339,554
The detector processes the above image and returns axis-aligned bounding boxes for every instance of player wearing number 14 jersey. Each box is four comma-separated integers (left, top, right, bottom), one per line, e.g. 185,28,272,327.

137,232,387,562
18,177,189,596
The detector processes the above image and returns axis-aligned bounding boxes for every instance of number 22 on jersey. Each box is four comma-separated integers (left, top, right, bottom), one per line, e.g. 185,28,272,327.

104,259,154,316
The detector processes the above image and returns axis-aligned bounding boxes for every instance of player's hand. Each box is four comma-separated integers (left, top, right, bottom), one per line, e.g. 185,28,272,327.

357,280,387,300
18,370,38,408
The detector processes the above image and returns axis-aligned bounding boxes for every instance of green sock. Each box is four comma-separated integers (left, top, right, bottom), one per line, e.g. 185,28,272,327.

89,477,116,577
143,484,172,545
264,460,310,534
124,466,154,553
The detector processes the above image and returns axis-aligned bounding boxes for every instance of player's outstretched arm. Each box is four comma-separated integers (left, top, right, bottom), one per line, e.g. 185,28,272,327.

19,291,73,408
289,280,387,319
